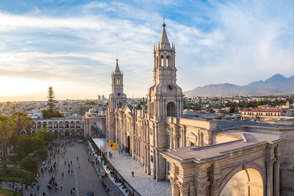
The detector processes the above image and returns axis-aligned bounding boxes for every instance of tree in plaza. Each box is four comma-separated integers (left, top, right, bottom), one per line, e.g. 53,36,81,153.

20,156,39,171
42,86,63,119
11,111,33,135
0,116,15,169
48,86,56,113
34,126,55,144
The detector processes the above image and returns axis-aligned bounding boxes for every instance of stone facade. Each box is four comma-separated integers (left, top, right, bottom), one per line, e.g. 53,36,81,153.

162,131,284,196
33,118,84,137
106,22,217,181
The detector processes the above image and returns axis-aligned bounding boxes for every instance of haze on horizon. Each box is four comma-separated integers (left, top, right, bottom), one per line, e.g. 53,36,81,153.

0,0,293,102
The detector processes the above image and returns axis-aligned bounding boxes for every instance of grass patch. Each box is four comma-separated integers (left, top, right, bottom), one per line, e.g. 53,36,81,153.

0,188,20,196
0,167,36,185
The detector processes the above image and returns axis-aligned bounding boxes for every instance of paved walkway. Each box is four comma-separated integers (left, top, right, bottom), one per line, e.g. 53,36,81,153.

1,141,123,196
93,138,171,196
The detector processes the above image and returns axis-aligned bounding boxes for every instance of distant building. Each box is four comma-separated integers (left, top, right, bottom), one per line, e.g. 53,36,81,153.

241,108,284,119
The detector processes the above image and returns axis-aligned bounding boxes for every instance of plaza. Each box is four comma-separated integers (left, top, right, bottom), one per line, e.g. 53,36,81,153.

93,138,171,196
1,140,123,196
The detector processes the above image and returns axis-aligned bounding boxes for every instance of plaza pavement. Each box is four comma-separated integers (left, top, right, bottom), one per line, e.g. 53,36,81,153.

8,141,123,196
93,138,171,196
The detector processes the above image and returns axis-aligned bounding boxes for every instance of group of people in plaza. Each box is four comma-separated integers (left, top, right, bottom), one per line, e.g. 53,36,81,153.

1,139,99,196
87,140,135,196
1,138,139,196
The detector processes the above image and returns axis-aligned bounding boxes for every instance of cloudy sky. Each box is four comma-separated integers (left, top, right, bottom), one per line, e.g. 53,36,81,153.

0,0,293,101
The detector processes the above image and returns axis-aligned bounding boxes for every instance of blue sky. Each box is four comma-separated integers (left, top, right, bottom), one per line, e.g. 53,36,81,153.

0,0,293,101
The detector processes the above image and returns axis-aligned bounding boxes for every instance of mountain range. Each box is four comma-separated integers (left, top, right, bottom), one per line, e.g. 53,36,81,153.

184,74,294,97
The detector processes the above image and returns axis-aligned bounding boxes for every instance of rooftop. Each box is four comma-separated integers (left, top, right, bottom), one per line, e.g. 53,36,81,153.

162,131,283,163
242,108,284,112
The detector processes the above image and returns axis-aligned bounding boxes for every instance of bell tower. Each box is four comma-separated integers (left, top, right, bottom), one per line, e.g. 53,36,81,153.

107,59,127,141
147,20,183,121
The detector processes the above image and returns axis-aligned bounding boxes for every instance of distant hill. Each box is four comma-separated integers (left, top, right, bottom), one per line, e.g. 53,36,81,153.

184,74,294,97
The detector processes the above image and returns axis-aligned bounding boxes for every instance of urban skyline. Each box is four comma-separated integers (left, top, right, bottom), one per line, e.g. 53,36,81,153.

0,0,293,102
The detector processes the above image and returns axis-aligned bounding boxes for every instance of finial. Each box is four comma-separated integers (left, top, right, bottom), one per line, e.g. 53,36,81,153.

162,16,166,27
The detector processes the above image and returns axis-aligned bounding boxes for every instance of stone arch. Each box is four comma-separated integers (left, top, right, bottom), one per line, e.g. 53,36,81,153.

65,121,69,128
76,121,81,129
42,121,47,128
70,131,76,137
54,130,58,137
167,102,176,117
166,55,170,66
117,102,122,108
161,55,164,66
65,130,70,137
91,121,104,138
54,121,58,128
218,163,264,196
37,122,41,129
187,132,197,146
48,121,53,129
59,130,65,137
59,121,64,129
70,121,75,128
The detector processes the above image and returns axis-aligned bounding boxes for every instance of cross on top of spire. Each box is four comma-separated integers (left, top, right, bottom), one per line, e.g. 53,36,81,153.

159,17,171,50
162,16,166,27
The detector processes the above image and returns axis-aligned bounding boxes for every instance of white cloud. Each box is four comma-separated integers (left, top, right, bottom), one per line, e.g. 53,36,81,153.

0,0,292,100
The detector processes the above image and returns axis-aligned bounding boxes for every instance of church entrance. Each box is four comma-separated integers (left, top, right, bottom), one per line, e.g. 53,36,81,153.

127,136,131,153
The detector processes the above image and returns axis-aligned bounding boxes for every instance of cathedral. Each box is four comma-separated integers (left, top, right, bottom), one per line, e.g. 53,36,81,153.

106,21,217,181
105,21,284,196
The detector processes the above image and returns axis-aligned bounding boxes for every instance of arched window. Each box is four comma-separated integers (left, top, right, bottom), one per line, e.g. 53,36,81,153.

166,56,170,67
117,102,122,108
116,78,120,85
161,56,164,66
167,102,176,117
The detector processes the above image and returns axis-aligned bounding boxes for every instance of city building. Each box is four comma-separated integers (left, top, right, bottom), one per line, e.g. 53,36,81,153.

241,108,284,119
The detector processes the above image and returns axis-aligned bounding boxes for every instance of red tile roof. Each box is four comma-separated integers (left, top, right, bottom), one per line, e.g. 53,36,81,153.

242,108,283,112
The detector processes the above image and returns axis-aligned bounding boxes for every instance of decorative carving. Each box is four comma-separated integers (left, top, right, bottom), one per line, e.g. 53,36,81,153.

195,181,210,190
211,178,222,189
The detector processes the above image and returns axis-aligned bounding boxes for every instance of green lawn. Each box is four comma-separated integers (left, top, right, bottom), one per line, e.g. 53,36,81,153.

0,189,20,196
0,167,35,185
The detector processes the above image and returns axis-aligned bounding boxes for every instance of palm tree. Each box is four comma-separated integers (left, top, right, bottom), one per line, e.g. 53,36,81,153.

0,116,15,169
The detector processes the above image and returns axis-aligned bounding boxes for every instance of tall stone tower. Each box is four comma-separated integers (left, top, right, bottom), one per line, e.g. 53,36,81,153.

147,20,183,121
147,20,183,181
106,59,127,141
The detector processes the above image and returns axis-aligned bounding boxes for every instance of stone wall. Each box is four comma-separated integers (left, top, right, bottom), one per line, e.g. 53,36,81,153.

280,167,294,196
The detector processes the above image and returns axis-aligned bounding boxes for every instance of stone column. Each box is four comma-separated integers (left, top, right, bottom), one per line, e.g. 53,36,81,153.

274,145,281,196
266,145,274,196
147,146,151,175
171,181,178,196
180,183,189,196
195,163,211,196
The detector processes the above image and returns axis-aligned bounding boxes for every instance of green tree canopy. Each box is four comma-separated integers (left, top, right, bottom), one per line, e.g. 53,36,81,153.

47,86,56,112
41,109,63,119
20,156,39,171
0,115,15,168
10,112,33,135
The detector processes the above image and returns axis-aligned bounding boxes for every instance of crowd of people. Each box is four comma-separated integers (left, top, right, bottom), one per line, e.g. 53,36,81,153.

87,140,136,196
0,139,100,196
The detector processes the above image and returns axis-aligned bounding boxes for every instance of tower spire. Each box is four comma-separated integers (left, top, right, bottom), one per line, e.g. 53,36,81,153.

159,17,171,50
113,59,121,75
